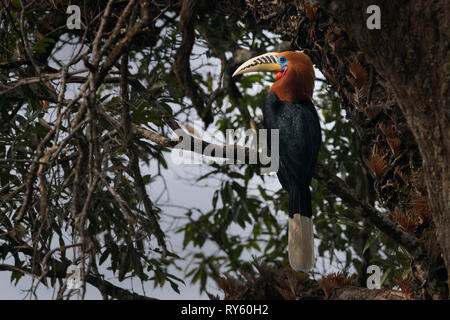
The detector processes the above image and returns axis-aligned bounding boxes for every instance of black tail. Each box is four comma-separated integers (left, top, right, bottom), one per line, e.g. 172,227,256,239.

288,187,312,218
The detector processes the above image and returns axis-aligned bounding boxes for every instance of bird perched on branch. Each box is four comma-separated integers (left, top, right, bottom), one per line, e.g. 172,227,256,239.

233,51,321,272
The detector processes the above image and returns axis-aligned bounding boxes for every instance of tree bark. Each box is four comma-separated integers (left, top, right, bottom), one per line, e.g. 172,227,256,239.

317,0,449,285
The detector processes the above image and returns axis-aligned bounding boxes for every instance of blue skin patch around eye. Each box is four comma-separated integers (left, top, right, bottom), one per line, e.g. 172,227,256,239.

278,56,288,66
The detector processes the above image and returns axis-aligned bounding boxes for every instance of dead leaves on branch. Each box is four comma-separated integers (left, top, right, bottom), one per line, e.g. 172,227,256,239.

412,194,431,225
379,122,395,138
348,61,368,91
394,166,409,184
322,67,338,85
410,173,431,225
382,166,432,231
379,122,401,156
386,171,431,234
324,26,371,108
215,276,249,300
347,61,369,106
364,150,388,179
390,207,418,235
305,5,317,21
317,272,356,299
386,137,401,157
393,275,416,300
326,26,343,54
211,260,323,300
363,132,403,181
211,262,410,300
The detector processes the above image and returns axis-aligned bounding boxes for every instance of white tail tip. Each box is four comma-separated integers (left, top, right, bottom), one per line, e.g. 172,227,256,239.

288,214,314,272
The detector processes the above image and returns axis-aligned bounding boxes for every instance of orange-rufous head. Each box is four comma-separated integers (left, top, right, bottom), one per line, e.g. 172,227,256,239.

232,51,315,102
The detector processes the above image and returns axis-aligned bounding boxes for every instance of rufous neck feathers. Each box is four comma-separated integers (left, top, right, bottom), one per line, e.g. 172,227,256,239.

270,52,315,103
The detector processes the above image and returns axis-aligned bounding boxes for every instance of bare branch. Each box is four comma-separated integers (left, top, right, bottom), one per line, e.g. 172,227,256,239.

173,0,213,126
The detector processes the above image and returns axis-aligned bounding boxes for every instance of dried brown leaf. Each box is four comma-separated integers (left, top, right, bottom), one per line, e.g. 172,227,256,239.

390,207,418,234
393,275,415,300
348,61,368,89
323,68,337,85
364,152,388,179
334,37,344,51
364,104,383,120
378,122,395,138
206,291,221,300
387,137,401,156
217,276,248,300
276,285,297,300
318,272,356,299
394,167,409,184
412,194,431,225
305,5,317,20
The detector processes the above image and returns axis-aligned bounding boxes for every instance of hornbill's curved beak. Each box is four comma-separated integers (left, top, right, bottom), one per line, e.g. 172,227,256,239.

232,52,281,77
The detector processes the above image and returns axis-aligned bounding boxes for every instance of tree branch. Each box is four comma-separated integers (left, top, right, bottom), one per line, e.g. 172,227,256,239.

0,239,156,300
313,164,425,260
173,0,214,126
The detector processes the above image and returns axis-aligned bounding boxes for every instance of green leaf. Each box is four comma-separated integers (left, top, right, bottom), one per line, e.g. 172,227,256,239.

99,249,110,265
33,38,55,54
380,267,391,286
362,232,376,255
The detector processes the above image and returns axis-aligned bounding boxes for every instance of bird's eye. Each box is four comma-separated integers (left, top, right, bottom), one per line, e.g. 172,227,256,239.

278,56,287,65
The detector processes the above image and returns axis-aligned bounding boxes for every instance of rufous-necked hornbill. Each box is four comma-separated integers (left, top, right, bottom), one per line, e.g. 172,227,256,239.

233,51,321,272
